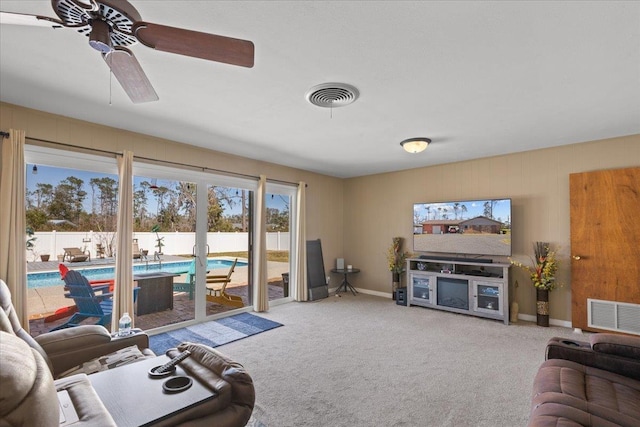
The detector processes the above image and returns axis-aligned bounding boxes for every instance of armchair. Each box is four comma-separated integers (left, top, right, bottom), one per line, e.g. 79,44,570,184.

0,279,153,378
528,333,640,426
1,331,117,426
1,279,256,427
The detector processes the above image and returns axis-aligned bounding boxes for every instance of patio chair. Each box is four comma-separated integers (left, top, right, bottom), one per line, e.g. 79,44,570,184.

51,270,113,331
44,264,115,323
173,258,197,299
63,247,90,263
133,239,142,260
59,263,115,291
205,258,243,308
52,265,139,324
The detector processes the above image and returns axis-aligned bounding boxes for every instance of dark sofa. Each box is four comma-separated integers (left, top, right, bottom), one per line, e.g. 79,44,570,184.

528,333,640,427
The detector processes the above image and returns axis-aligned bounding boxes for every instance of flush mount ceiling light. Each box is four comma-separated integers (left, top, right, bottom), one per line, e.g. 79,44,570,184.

400,137,431,154
305,83,359,108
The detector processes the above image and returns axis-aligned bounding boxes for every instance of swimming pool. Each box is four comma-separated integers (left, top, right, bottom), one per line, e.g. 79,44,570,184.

27,258,246,289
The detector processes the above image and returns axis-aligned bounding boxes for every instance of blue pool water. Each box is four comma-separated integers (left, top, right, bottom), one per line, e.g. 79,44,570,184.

27,258,246,289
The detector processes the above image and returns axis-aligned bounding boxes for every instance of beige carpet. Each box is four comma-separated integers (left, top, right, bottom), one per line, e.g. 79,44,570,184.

220,293,584,427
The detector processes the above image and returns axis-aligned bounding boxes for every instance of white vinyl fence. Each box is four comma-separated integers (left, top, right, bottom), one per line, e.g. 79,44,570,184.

27,231,290,261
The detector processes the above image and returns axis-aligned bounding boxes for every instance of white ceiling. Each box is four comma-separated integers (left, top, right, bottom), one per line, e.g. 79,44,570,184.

1,1,639,178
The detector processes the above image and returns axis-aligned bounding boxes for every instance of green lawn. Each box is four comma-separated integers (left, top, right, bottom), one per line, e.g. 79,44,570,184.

211,251,289,263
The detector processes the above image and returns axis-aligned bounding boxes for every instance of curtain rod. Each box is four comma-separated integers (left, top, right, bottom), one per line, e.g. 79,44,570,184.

23,135,304,187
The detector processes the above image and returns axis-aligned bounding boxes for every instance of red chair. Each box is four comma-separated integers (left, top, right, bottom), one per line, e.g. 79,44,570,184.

59,264,115,291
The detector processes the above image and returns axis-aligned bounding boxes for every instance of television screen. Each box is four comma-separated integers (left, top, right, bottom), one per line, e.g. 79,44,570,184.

413,198,511,257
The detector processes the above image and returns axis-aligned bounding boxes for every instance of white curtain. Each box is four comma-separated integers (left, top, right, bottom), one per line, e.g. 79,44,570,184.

294,181,307,301
253,175,269,311
0,130,28,329
111,150,135,331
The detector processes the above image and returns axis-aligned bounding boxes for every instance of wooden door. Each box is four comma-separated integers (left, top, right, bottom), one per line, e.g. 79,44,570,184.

570,167,640,331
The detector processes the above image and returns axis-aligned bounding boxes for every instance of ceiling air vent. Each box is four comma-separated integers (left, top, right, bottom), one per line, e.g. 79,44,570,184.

306,83,359,108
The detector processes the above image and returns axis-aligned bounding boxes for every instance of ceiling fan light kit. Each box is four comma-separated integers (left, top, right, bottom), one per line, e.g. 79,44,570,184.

88,19,112,53
1,0,254,104
400,137,431,154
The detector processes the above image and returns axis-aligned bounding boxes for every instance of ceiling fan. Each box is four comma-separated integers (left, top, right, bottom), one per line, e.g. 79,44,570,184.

0,0,254,103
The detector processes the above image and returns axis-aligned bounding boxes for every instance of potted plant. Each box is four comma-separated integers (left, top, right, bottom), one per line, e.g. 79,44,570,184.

40,254,50,262
387,237,411,300
510,241,560,326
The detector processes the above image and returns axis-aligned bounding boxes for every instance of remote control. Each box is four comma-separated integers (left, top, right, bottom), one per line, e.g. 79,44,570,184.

155,350,192,374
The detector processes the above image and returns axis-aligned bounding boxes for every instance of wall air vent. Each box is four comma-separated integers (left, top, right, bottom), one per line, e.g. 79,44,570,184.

305,83,359,108
588,299,640,335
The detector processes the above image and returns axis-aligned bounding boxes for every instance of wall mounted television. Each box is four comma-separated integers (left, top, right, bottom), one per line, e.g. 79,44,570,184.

413,198,512,257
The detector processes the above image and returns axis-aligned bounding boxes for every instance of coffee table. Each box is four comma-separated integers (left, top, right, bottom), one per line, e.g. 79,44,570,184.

89,355,216,427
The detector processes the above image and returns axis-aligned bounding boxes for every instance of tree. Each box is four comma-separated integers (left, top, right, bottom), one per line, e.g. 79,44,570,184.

207,186,236,232
49,176,86,224
25,208,49,231
27,183,53,210
89,177,117,231
152,185,170,216
453,202,460,219
266,207,289,231
133,181,150,231
175,181,196,231
483,200,497,219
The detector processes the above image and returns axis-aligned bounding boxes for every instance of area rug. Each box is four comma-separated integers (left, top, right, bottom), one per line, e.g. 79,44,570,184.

149,312,283,355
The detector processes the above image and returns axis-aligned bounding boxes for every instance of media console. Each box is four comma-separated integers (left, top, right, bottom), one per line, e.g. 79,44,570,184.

406,258,510,324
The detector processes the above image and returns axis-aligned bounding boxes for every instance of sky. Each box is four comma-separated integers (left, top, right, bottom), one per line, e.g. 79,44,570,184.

414,198,511,222
26,164,289,215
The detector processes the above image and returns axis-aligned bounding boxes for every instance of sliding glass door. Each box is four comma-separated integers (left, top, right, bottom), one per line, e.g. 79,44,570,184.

265,185,294,301
25,144,297,337
130,172,197,330
24,146,119,336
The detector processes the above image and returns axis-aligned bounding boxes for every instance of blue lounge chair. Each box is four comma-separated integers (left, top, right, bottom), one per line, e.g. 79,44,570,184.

51,270,113,331
173,258,197,299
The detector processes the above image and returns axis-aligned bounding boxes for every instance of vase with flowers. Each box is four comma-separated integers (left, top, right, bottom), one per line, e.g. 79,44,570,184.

387,237,411,300
510,241,559,326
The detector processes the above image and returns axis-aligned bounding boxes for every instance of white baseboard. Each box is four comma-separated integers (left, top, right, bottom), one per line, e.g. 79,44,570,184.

516,313,572,328
332,288,576,329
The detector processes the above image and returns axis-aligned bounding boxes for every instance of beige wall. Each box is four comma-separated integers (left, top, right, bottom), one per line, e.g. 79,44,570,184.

344,134,640,323
0,102,344,273
3,102,639,323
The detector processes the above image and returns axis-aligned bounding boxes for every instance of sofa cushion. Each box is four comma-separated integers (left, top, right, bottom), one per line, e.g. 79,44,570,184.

529,359,640,427
590,333,640,359
0,280,53,373
0,331,59,426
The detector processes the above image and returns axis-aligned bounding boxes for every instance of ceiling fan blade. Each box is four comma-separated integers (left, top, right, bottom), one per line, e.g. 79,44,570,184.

132,22,254,68
0,11,64,28
103,47,159,104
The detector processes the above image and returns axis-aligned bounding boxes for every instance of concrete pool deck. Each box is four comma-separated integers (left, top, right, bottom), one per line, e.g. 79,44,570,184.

27,256,290,319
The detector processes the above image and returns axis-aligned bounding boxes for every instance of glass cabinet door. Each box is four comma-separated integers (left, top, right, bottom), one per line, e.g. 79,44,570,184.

410,274,432,303
473,281,502,315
